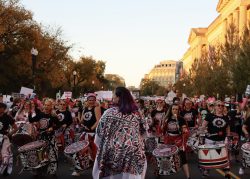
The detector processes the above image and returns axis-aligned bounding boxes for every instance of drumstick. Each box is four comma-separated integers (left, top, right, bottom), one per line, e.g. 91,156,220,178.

182,133,186,151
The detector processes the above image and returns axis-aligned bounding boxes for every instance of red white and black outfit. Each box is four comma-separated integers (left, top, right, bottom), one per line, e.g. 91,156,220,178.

150,109,166,136
56,109,73,147
180,108,198,129
0,112,15,175
202,112,230,178
162,116,189,167
29,110,60,175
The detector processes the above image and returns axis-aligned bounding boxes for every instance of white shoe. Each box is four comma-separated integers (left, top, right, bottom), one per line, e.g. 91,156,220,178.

71,171,80,176
239,168,244,175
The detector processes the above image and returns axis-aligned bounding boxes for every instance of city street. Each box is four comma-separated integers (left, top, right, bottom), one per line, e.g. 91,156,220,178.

6,149,249,179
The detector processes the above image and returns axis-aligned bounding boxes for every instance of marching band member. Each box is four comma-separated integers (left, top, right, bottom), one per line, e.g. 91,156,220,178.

135,99,147,118
72,94,101,176
8,98,21,118
202,100,231,178
239,100,250,175
56,100,73,146
28,98,61,176
0,102,17,176
80,93,101,158
180,98,199,129
150,98,167,136
14,100,31,123
198,100,209,126
162,103,191,179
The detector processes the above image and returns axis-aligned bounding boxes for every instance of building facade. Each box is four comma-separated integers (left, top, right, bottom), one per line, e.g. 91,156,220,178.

182,0,250,72
145,60,177,87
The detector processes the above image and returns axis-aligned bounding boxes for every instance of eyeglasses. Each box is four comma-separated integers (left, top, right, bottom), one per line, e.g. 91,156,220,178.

217,104,225,107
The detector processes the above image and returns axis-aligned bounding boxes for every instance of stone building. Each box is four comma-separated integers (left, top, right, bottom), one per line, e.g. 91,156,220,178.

182,0,250,72
144,60,177,87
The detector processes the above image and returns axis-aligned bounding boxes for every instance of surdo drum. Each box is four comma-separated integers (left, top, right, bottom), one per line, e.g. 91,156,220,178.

198,144,229,169
241,142,250,168
12,122,36,146
18,140,49,169
64,140,91,170
145,137,158,154
153,144,181,175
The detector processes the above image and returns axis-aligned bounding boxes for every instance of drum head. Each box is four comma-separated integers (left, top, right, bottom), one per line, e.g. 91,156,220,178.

18,140,47,152
64,140,89,154
153,144,178,157
241,142,250,152
12,134,33,146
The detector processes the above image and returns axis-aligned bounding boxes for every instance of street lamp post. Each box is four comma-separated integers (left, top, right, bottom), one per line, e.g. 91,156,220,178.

73,70,77,97
73,71,77,87
31,47,38,90
92,80,95,92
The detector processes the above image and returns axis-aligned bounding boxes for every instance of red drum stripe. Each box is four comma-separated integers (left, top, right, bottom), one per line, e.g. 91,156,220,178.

199,156,228,162
199,163,229,169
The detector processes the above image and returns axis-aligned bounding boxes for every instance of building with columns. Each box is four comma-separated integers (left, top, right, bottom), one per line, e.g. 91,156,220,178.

182,0,250,72
144,60,177,87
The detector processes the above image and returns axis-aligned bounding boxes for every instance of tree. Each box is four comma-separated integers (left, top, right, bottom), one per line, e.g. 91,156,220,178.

140,78,165,96
230,28,250,94
105,74,125,91
0,0,72,97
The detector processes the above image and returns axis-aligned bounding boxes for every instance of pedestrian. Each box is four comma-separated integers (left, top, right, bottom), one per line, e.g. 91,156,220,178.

92,86,147,179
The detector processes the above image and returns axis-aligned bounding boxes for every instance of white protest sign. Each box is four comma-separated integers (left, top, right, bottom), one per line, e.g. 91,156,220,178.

95,91,113,101
3,95,11,103
61,91,72,99
20,87,34,96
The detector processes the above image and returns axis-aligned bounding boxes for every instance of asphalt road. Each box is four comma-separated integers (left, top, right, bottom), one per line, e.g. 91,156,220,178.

3,147,250,179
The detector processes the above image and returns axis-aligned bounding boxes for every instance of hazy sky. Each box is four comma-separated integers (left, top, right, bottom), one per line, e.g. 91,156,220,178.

20,0,219,87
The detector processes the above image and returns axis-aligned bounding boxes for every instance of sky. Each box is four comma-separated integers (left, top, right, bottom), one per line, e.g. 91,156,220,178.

20,0,219,87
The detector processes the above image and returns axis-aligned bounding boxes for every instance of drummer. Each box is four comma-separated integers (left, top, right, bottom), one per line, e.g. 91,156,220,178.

80,93,101,159
239,100,250,175
28,98,61,177
201,100,231,178
150,98,167,137
56,99,73,146
162,104,191,179
72,93,101,176
0,102,17,176
180,98,199,129
14,100,31,123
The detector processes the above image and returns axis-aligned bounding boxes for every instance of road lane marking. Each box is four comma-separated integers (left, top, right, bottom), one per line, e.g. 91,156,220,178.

228,171,241,179
215,169,240,179
215,169,225,176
